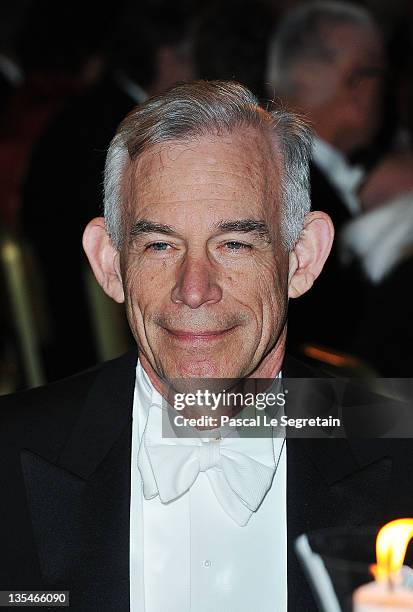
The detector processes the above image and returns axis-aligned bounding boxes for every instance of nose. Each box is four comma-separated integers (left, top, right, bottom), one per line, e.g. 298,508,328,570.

171,255,222,309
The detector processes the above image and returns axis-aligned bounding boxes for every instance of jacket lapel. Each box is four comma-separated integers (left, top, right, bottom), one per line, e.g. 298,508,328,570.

21,350,138,611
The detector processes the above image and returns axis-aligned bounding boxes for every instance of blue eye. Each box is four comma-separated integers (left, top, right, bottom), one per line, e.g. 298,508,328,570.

225,241,250,250
148,242,170,251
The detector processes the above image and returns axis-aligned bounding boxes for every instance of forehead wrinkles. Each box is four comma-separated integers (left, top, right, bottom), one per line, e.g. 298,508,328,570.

126,129,282,216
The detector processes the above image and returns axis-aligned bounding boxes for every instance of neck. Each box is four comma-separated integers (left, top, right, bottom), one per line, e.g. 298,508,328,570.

139,353,172,401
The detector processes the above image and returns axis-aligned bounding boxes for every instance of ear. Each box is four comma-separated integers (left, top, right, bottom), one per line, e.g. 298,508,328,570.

288,211,334,299
82,217,125,303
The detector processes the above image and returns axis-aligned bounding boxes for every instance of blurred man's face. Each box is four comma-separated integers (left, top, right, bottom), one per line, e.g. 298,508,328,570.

333,24,385,151
119,130,290,380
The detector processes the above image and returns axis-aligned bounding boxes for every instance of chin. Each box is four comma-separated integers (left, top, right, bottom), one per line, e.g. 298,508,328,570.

164,357,244,381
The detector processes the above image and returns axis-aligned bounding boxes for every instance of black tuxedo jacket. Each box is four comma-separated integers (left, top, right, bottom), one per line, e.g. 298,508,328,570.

1,350,412,611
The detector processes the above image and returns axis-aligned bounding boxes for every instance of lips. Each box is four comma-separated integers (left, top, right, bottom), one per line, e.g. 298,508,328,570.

162,326,236,342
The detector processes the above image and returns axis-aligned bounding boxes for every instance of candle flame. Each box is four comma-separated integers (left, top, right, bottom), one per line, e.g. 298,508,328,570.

374,519,413,581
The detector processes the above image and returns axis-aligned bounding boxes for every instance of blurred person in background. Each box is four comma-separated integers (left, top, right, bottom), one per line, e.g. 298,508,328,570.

20,2,195,381
0,0,117,229
266,0,386,355
341,151,413,376
333,3,413,378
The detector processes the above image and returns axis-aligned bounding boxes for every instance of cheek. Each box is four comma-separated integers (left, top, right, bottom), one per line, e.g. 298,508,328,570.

124,256,168,305
255,260,289,337
227,257,288,342
123,263,157,327
356,86,381,124
259,274,288,322
253,253,289,305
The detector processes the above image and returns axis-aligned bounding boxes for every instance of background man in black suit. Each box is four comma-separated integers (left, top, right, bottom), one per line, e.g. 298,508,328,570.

266,1,386,352
21,4,195,381
1,81,411,612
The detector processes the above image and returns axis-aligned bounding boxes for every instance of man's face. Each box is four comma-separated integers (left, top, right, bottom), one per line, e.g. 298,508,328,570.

333,24,385,151
119,129,290,381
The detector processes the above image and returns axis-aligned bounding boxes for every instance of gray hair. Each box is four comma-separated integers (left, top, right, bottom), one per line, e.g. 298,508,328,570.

104,80,312,251
267,1,378,96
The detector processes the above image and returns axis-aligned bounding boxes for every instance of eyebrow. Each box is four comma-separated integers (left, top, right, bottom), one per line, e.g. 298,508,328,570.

215,219,271,241
130,220,176,238
129,218,271,242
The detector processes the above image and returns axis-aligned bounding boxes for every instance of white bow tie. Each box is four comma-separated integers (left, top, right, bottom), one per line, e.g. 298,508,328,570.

137,398,279,526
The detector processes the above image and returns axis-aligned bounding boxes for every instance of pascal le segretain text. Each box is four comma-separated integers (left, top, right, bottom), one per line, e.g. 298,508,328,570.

173,414,341,429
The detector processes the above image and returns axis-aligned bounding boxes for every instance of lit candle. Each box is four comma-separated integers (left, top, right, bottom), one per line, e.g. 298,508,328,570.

353,519,413,611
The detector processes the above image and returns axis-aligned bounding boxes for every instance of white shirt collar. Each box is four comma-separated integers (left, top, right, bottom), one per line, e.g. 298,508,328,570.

340,191,413,283
312,137,364,215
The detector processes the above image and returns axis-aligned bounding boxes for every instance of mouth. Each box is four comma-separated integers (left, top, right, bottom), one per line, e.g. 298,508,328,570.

162,326,237,343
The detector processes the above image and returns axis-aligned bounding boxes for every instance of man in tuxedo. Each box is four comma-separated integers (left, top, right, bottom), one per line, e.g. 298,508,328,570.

1,80,411,612
267,1,386,351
